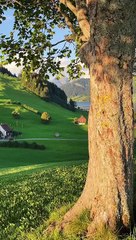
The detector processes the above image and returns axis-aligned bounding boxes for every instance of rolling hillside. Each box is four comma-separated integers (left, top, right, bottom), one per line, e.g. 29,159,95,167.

1,75,136,240
0,73,88,174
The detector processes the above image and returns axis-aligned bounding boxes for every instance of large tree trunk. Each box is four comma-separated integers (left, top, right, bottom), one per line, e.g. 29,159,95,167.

59,0,136,236
44,1,136,237
61,59,134,235
87,64,134,233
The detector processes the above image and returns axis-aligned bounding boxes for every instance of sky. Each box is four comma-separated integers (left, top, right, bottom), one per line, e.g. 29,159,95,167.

0,9,89,80
0,9,14,35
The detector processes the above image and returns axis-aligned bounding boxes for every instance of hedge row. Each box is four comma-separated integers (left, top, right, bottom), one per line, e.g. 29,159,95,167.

1,99,41,115
0,141,46,150
22,104,41,115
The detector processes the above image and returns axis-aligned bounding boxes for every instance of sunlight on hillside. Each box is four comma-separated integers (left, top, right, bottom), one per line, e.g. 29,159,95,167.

0,82,5,96
0,73,88,174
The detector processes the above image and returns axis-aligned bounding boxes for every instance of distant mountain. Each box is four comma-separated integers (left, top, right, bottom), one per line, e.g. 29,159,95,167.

61,78,90,101
49,77,69,88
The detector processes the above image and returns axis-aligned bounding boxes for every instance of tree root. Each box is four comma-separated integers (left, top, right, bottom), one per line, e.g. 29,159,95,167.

43,194,89,237
43,206,121,240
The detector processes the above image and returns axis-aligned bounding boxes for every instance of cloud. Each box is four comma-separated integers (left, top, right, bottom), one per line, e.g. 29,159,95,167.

60,57,70,66
5,62,23,76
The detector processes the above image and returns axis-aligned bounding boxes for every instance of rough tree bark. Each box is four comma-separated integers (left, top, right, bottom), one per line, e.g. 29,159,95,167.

2,0,136,236
57,0,136,236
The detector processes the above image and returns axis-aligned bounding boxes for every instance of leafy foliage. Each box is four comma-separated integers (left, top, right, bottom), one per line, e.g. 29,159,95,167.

0,1,85,80
21,104,40,115
21,70,68,107
12,107,21,119
41,111,51,123
69,98,76,111
0,141,46,150
0,164,87,240
0,163,136,240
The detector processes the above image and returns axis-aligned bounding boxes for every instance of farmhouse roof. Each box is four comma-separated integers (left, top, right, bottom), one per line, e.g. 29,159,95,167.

77,115,86,123
0,124,12,132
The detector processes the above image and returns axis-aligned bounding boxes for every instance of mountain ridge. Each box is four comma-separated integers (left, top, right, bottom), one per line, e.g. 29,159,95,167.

60,78,90,101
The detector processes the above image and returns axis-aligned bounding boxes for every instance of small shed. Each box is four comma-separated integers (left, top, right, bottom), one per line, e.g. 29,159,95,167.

0,124,13,138
74,115,87,125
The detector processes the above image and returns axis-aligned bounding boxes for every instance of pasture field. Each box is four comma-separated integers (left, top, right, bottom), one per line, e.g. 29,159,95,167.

0,73,88,139
0,164,87,240
1,162,136,240
0,74,89,239
0,140,88,175
1,74,136,239
0,74,88,175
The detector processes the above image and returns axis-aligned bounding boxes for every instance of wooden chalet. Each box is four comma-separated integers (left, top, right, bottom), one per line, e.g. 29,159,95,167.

0,124,13,138
74,115,87,125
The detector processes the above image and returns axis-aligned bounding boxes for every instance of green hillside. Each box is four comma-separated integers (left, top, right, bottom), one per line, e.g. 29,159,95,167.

0,74,88,175
1,74,136,240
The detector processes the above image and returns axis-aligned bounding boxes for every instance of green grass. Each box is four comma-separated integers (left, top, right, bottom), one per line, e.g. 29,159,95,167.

0,140,88,170
0,74,88,139
0,103,88,139
1,74,136,239
1,163,135,240
0,164,87,240
0,74,89,238
0,74,88,175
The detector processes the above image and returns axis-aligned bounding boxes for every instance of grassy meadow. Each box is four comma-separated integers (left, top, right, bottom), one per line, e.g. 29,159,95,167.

0,74,88,139
0,74,88,174
0,74,89,239
1,74,136,239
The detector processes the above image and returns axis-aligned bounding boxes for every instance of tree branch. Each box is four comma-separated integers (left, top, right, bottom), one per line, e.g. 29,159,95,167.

6,0,24,7
75,0,90,40
60,0,90,41
65,34,76,41
59,0,77,16
61,11,76,36
53,2,77,40
51,39,66,47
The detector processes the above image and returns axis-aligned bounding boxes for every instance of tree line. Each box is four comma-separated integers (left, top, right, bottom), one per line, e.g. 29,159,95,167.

21,71,75,111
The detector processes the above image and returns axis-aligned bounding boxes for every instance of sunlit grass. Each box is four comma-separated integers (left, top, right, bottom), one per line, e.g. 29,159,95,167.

0,164,87,239
0,73,88,178
0,159,86,178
